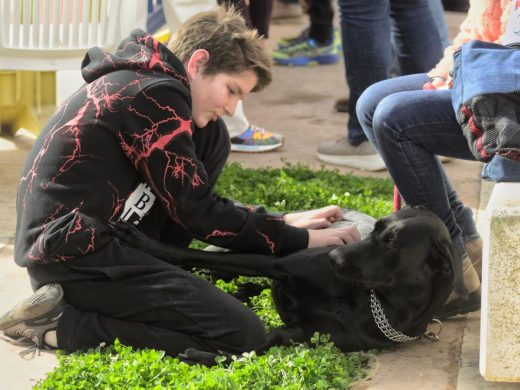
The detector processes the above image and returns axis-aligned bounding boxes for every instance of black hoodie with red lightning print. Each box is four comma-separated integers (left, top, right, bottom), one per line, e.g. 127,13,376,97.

14,30,308,267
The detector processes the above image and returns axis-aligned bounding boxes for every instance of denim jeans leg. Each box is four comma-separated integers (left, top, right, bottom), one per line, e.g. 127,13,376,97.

389,0,446,74
338,0,446,146
359,75,477,256
455,206,480,243
428,0,450,48
356,73,430,150
338,0,393,146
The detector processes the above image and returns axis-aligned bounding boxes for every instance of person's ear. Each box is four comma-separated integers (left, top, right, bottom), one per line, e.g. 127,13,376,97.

186,49,209,80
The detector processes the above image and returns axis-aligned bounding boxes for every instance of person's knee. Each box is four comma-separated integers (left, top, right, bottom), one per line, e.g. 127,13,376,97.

356,85,376,130
371,95,403,142
356,83,388,143
236,309,266,352
221,307,266,353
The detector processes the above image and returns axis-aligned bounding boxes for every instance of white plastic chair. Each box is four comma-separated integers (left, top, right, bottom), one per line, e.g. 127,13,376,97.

0,0,125,71
0,0,146,126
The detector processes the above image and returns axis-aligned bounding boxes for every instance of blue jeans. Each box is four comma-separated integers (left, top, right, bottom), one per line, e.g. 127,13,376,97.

338,0,448,145
356,73,480,257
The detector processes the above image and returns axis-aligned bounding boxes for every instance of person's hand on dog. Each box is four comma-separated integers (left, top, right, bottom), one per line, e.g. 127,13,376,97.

307,226,361,247
283,205,344,229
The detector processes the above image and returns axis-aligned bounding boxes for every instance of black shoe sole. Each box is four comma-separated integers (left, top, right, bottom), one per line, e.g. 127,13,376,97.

435,288,481,320
334,98,349,113
0,284,64,330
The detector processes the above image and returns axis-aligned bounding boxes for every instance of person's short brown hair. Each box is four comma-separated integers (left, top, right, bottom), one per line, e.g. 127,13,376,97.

167,6,271,92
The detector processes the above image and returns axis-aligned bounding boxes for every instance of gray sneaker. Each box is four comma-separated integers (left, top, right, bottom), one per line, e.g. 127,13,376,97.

317,138,386,171
0,284,65,348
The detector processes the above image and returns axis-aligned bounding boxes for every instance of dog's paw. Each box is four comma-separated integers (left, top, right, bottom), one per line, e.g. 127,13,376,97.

178,348,233,367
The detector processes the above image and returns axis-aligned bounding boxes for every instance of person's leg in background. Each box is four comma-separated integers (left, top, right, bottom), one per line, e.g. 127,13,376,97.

221,101,284,153
218,0,273,38
334,0,449,113
222,101,248,144
249,0,274,38
218,0,252,29
307,0,334,45
356,73,481,317
272,0,340,66
357,73,480,266
218,0,284,152
429,0,450,49
318,0,447,171
317,0,393,170
390,0,446,75
441,0,470,13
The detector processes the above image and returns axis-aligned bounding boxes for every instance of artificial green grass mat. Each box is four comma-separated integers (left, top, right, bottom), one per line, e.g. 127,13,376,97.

35,163,393,389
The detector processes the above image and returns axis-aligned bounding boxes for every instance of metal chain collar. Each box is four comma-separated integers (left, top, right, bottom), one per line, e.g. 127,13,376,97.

370,289,419,343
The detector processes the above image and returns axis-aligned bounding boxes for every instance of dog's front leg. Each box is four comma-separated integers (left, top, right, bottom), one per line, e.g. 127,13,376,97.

178,348,233,367
255,326,306,354
109,221,288,278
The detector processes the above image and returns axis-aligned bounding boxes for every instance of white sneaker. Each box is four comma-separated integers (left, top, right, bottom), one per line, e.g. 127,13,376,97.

317,138,386,171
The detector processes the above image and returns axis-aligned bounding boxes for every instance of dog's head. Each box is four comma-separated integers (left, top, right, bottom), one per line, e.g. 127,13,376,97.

329,207,467,298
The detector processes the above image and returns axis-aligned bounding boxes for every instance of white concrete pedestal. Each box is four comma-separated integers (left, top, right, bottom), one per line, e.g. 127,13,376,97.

480,182,520,381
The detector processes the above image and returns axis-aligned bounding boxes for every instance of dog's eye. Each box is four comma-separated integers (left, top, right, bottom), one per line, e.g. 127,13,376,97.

383,234,398,250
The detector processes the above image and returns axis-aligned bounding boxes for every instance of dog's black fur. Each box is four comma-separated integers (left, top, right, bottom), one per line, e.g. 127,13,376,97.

109,207,466,364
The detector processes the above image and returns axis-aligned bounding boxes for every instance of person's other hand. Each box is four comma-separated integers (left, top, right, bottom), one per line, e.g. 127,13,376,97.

307,226,361,248
283,205,343,229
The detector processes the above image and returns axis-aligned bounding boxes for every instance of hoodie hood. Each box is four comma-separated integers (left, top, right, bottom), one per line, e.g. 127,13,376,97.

81,29,189,90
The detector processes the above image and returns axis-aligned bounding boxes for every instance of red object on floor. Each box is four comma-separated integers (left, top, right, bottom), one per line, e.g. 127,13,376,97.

393,186,402,211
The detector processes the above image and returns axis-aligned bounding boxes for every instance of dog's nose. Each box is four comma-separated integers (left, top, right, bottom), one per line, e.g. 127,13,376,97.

329,249,345,269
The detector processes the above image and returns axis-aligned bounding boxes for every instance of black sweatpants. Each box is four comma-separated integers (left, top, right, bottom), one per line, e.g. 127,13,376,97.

27,119,267,356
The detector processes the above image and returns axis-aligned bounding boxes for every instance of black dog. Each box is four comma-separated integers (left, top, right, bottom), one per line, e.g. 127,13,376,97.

109,207,466,363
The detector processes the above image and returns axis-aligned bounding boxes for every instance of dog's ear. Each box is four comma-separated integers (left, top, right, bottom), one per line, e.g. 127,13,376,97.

407,237,465,337
431,239,469,299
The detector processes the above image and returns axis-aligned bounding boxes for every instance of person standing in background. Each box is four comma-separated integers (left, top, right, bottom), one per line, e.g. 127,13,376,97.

354,0,516,317
317,0,449,171
271,0,341,66
217,0,286,153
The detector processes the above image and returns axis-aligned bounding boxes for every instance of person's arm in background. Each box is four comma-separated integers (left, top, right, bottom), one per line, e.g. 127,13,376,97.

426,0,509,89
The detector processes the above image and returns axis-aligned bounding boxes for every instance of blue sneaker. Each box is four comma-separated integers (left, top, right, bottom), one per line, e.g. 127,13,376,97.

278,28,342,51
230,126,284,153
277,27,310,49
272,38,340,66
